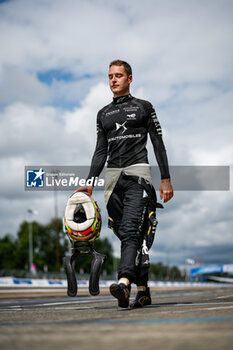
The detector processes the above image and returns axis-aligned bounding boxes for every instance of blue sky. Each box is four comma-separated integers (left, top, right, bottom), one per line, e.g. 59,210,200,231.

0,0,233,268
37,70,77,86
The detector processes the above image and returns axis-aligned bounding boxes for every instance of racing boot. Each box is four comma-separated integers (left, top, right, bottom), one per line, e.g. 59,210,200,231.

130,286,151,308
110,278,131,308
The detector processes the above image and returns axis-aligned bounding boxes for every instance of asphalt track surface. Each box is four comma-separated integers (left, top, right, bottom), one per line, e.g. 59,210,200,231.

0,285,233,350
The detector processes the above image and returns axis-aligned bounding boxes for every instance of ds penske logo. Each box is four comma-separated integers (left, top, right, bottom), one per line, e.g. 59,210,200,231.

115,121,127,134
26,168,45,188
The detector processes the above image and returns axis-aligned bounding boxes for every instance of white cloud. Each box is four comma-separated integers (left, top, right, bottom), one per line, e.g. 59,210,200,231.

64,83,111,137
190,146,233,166
0,83,112,236
0,66,50,105
150,190,233,265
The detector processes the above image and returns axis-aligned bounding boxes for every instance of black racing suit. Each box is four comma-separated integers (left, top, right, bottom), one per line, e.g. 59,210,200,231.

87,94,170,284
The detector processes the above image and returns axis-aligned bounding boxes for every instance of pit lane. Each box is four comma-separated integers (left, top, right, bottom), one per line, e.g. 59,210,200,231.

0,285,233,350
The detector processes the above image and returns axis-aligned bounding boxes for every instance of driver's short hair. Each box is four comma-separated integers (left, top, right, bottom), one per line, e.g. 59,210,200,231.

109,59,132,76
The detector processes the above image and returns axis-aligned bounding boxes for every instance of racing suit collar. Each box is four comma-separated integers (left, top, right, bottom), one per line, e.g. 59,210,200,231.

113,94,133,104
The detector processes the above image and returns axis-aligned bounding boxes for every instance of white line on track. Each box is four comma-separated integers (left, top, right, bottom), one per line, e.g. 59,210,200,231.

27,300,233,312
216,294,233,299
1,298,233,313
53,306,95,310
0,297,112,309
171,301,233,307
200,305,233,311
151,301,233,308
5,304,233,313
166,305,233,314
40,298,112,307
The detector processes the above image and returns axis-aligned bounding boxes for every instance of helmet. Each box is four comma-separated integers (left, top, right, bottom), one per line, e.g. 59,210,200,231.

64,192,102,242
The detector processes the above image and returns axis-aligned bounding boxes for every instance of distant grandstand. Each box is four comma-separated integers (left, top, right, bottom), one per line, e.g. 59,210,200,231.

191,264,233,283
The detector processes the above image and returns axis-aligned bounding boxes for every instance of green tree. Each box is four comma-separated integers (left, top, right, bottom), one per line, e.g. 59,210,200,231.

149,262,182,281
169,266,182,280
0,234,16,269
14,219,68,272
0,219,115,276
149,262,168,279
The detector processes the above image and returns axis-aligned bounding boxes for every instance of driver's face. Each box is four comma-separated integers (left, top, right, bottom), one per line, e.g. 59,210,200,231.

108,65,132,97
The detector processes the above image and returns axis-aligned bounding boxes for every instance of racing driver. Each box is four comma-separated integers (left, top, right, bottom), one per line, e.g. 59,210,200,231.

75,59,173,308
